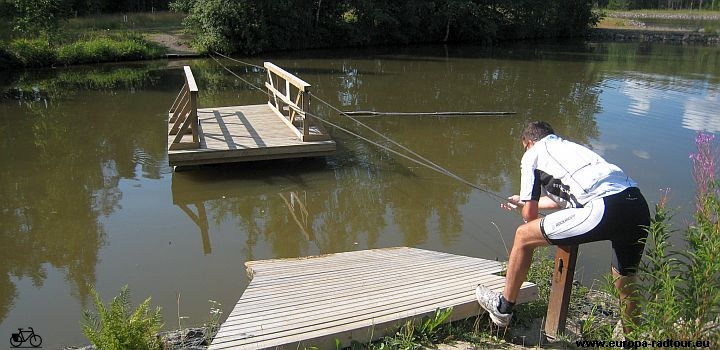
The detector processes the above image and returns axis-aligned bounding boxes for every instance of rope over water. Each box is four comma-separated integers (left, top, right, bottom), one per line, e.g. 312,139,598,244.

342,111,517,117
208,54,516,208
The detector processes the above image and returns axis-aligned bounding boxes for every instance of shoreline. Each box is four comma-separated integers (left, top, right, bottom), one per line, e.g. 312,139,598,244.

61,289,620,350
588,27,720,44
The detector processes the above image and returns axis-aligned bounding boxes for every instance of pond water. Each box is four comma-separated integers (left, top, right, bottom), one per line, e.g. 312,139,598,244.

1,41,719,348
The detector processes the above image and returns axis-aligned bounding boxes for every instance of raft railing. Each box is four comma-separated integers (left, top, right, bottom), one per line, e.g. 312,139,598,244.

264,62,331,142
168,66,200,150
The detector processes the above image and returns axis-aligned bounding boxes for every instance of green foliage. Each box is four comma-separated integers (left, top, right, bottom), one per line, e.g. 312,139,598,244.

171,0,597,55
11,0,68,39
177,0,265,54
204,299,224,342
8,38,55,67
81,285,164,350
56,33,165,65
379,307,454,349
607,0,631,11
580,302,615,340
628,134,720,346
3,33,165,68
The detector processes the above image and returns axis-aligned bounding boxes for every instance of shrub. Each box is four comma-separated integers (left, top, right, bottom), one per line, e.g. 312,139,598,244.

81,285,164,350
8,38,55,67
0,45,20,68
629,133,720,346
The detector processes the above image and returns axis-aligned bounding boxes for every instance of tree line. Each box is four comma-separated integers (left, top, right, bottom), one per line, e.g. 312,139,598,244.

168,0,599,54
2,0,717,57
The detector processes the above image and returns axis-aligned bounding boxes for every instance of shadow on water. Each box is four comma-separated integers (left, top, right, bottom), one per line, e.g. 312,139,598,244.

171,157,333,198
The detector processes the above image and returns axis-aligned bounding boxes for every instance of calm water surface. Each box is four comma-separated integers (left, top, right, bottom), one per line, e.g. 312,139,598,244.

1,41,719,348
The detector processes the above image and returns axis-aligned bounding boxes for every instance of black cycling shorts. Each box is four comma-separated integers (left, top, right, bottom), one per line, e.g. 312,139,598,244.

540,187,650,276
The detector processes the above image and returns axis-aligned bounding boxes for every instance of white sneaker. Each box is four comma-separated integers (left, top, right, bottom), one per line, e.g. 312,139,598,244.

475,284,512,327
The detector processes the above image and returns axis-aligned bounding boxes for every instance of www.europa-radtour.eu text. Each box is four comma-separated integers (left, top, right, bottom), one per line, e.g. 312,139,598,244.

575,339,711,348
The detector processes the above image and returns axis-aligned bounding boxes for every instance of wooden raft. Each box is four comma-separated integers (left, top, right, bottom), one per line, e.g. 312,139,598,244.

167,63,335,167
208,247,538,350
168,104,335,166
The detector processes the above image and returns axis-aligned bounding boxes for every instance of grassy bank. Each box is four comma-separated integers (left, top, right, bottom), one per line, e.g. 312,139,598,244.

0,11,187,69
4,33,166,68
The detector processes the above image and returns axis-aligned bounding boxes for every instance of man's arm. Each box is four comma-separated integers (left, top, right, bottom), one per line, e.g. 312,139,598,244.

522,199,539,222
503,195,562,221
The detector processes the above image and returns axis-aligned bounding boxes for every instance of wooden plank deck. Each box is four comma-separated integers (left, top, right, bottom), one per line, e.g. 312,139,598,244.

168,104,336,167
208,247,538,350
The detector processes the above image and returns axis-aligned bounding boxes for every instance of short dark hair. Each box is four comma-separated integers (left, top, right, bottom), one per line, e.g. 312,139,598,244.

522,121,555,142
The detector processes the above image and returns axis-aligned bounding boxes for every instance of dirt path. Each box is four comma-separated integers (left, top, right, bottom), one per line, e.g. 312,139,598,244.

145,32,198,56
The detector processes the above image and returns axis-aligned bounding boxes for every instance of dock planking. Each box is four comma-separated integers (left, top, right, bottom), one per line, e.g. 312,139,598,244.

167,104,336,167
208,247,537,350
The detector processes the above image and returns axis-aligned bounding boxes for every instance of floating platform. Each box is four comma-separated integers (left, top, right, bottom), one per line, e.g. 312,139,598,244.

167,104,336,167
208,247,538,350
167,63,335,168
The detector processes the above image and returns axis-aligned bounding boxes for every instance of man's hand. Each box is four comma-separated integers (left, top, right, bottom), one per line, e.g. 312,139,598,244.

501,195,524,211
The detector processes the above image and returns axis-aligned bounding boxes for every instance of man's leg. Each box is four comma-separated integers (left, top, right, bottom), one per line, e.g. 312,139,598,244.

476,218,549,326
503,218,550,302
613,267,639,335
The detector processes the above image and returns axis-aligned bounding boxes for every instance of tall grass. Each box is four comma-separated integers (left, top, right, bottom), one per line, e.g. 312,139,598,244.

2,32,166,68
56,32,165,65
627,133,719,345
8,38,55,67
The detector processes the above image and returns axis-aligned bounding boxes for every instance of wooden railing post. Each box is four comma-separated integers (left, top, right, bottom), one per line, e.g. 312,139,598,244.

302,89,310,137
168,66,200,150
544,245,578,339
189,82,198,144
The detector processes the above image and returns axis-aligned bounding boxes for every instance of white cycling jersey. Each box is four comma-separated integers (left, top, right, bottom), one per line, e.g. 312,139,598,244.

519,134,637,208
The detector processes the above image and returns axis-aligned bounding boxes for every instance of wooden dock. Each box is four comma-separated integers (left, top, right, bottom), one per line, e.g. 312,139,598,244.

208,247,538,350
168,63,335,167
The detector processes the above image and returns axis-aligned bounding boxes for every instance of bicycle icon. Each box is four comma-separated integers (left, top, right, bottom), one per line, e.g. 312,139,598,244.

10,327,42,348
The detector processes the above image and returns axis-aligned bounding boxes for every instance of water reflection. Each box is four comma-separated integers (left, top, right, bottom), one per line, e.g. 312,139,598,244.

684,93,720,133
606,72,720,133
0,65,171,324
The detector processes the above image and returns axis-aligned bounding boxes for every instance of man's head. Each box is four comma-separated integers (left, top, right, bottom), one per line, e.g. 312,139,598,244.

521,120,554,143
520,121,554,151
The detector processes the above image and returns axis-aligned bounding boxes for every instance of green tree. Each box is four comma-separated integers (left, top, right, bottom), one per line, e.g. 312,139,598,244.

174,0,264,54
171,0,597,54
11,0,68,40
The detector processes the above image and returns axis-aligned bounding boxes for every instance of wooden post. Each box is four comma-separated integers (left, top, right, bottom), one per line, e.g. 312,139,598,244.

189,88,198,144
544,244,578,338
302,90,310,137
